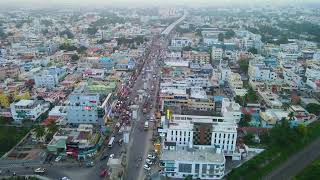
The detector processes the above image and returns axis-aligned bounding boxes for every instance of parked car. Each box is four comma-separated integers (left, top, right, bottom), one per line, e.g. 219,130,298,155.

100,155,108,161
109,154,114,159
143,164,151,171
100,169,108,177
85,161,94,167
146,159,152,165
147,154,156,159
61,177,70,180
55,156,62,162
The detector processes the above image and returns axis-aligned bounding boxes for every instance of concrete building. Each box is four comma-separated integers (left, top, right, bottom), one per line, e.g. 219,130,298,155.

10,100,49,122
160,146,225,179
221,98,242,123
211,47,223,62
34,67,66,89
0,63,21,81
66,92,100,124
248,61,277,82
183,51,210,64
171,37,192,47
159,114,238,156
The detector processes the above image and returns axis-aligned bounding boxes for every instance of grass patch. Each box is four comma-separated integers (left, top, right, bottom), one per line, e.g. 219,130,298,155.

295,156,320,180
0,126,29,156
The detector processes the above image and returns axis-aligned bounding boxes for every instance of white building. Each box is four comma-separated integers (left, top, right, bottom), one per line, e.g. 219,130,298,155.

248,61,277,82
171,37,192,47
159,114,238,156
10,100,49,122
221,98,242,123
305,64,320,80
160,146,225,179
211,47,223,61
34,67,66,89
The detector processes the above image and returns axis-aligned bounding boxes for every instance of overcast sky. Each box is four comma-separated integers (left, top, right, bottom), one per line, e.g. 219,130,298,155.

0,0,318,8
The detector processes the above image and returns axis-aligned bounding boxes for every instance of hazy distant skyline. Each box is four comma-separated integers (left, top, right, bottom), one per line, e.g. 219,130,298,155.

0,0,319,8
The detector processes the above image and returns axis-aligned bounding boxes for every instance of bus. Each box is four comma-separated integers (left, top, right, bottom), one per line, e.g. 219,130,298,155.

108,137,115,148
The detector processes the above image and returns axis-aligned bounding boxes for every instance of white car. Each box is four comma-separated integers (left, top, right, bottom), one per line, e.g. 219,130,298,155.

146,158,152,165
143,164,151,171
34,168,46,173
55,156,62,162
61,177,70,180
147,154,156,159
109,154,115,159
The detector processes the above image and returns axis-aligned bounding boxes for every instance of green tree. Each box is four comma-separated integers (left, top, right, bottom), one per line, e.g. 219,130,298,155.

306,103,320,115
239,59,249,74
77,46,88,54
71,54,80,61
47,121,58,135
218,33,224,42
182,46,192,51
239,114,251,127
288,112,295,121
34,125,45,141
225,30,235,39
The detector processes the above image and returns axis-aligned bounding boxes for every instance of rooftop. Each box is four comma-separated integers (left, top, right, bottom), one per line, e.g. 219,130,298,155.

161,146,225,164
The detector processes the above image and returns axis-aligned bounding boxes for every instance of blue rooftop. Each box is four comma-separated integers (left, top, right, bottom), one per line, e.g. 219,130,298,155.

99,57,113,63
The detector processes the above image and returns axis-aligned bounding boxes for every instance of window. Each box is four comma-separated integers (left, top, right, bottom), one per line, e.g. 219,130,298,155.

195,164,200,174
171,131,173,135
184,131,186,136
202,164,207,175
176,131,177,135
178,163,192,173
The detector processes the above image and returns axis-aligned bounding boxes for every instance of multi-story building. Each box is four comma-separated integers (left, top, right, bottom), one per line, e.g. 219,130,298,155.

283,68,304,89
159,114,238,156
66,92,100,124
10,100,49,122
160,146,225,179
221,98,242,123
171,37,193,47
34,67,66,89
211,47,223,62
183,51,210,64
248,61,277,82
305,64,320,80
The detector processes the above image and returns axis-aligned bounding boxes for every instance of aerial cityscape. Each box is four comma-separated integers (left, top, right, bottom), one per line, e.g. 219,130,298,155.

0,0,320,180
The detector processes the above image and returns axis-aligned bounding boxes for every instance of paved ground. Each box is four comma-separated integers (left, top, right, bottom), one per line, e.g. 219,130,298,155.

264,136,320,180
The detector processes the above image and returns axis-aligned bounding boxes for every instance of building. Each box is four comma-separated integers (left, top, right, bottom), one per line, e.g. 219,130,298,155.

66,92,100,124
248,61,277,82
160,146,225,179
159,114,238,156
258,90,282,108
34,67,66,89
259,109,289,128
0,63,21,81
10,100,49,122
47,124,103,160
211,47,223,62
221,98,242,123
171,37,192,47
183,51,210,64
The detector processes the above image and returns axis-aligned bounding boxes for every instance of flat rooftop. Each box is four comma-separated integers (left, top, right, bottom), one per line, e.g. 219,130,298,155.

161,147,225,164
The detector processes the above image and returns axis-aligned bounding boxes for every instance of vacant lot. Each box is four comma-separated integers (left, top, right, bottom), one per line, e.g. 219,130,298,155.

0,126,29,156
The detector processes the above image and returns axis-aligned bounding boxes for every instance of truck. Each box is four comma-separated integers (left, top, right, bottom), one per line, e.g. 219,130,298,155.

144,121,149,130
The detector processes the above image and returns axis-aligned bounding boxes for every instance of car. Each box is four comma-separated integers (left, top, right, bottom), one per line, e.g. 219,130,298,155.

100,169,108,177
109,154,114,159
34,168,46,174
100,155,108,161
55,156,62,162
143,164,151,171
85,161,94,167
146,158,152,165
147,154,156,159
61,177,70,180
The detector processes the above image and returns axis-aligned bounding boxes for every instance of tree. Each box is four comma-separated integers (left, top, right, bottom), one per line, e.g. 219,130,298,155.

288,112,295,121
306,103,320,115
47,121,58,134
34,125,45,141
239,59,249,74
77,46,88,54
218,33,224,42
182,46,192,51
0,93,10,108
87,27,98,35
225,30,235,39
71,54,80,61
239,114,251,127
184,175,193,180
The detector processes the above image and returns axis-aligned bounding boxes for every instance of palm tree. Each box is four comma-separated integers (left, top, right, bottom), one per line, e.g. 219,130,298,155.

34,125,45,142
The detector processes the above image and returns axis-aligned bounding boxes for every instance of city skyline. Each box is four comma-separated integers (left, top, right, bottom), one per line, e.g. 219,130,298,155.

0,0,319,8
